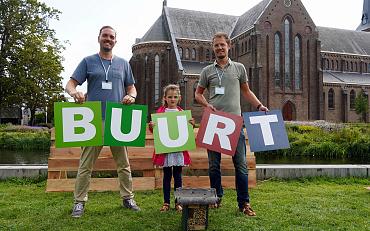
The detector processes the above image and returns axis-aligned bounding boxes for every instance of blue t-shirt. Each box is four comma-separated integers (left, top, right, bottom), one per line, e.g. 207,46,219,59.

71,54,135,119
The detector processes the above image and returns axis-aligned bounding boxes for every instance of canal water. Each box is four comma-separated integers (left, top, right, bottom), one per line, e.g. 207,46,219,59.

0,150,369,165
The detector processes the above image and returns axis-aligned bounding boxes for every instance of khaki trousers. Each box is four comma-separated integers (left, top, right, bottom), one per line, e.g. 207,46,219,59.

74,145,134,202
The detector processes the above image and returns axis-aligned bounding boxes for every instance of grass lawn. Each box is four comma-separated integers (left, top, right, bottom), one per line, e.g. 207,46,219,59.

0,177,369,231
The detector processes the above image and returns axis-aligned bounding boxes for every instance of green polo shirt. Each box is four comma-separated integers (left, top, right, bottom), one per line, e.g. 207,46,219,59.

198,59,248,115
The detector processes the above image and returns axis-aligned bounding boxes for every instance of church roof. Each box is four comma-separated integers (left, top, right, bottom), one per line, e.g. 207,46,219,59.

140,16,169,42
231,0,271,37
166,7,238,40
323,71,370,86
318,27,370,56
182,61,212,75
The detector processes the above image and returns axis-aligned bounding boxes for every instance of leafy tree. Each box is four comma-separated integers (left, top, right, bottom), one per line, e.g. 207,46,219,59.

0,0,65,125
354,92,369,122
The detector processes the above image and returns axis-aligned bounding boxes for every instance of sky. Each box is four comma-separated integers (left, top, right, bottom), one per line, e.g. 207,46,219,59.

41,0,364,93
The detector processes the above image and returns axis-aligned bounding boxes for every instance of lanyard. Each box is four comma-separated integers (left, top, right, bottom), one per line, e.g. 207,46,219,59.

214,66,225,86
99,55,113,82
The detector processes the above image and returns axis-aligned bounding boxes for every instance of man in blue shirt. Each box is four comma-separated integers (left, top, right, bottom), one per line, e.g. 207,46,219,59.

65,26,140,218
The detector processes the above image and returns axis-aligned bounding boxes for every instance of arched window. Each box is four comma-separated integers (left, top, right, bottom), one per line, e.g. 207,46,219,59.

245,40,248,52
241,43,244,54
274,33,281,88
351,61,353,71
185,48,190,59
178,47,183,59
191,48,196,60
331,60,334,70
154,54,160,104
205,49,210,61
355,62,358,72
346,61,349,71
284,18,291,89
350,90,356,109
336,60,339,70
294,35,301,90
248,38,251,51
328,88,335,109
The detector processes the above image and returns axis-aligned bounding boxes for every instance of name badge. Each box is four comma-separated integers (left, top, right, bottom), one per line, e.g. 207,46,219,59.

102,81,112,90
215,86,225,95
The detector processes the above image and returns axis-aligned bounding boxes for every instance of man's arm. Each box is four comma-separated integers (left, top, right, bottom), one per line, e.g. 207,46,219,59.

65,78,85,103
240,82,268,111
122,84,137,105
195,86,216,111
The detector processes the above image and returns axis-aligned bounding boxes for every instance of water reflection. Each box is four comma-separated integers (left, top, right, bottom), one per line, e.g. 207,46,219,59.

0,150,49,165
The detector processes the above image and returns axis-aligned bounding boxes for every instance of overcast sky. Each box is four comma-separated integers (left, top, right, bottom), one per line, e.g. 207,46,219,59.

41,0,364,92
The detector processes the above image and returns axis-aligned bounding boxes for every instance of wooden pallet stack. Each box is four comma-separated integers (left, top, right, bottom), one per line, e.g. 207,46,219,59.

46,128,256,192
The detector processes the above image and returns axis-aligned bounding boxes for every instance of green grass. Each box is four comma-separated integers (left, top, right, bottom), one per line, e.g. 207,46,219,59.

0,177,369,230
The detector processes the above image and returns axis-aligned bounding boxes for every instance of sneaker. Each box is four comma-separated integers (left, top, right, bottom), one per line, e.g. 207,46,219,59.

123,198,141,211
71,202,84,218
239,202,256,217
210,198,222,209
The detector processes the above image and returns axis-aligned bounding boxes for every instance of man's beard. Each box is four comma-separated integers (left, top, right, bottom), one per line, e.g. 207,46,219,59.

102,46,112,52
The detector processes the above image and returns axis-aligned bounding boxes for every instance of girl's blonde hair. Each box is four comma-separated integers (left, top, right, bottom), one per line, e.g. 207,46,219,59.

162,84,181,106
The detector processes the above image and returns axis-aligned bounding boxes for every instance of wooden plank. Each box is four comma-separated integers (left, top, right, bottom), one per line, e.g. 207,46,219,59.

46,177,155,192
48,157,154,171
189,156,256,170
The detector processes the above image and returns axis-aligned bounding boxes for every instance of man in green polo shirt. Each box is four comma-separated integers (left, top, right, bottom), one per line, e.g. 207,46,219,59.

195,32,268,217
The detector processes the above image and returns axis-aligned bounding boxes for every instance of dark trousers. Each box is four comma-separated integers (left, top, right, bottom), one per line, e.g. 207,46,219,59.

163,166,182,204
207,131,250,209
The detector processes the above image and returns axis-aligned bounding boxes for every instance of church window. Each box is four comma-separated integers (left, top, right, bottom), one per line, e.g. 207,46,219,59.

294,35,301,90
328,88,335,109
351,61,353,71
185,48,190,60
248,38,251,51
191,48,196,60
245,40,248,52
178,47,183,59
336,60,339,70
241,43,244,54
205,49,210,61
154,54,160,104
346,61,349,71
284,18,291,89
274,32,281,88
355,62,358,72
350,90,356,109
331,60,334,70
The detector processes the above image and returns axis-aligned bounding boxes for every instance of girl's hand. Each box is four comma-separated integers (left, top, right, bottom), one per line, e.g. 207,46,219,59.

189,118,195,127
149,121,155,130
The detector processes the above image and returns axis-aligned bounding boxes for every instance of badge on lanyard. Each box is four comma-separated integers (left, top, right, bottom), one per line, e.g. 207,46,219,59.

215,86,225,95
102,81,112,90
215,66,225,95
99,54,113,90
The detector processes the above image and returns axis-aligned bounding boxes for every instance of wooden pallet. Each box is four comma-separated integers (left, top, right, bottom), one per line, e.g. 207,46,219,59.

46,128,256,192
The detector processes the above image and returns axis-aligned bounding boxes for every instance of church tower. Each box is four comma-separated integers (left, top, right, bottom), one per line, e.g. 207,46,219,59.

357,0,370,31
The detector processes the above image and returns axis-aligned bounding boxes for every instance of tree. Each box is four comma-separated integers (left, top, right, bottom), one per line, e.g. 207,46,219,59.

0,0,65,124
354,92,369,123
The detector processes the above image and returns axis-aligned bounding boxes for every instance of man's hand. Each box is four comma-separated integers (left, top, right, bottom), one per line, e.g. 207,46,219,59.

122,95,135,105
70,91,85,104
258,104,269,112
206,104,216,111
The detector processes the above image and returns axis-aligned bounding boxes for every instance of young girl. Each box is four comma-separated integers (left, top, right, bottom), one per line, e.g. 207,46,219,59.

149,84,194,212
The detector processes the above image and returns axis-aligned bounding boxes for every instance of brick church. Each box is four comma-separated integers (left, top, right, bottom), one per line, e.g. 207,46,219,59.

130,0,370,123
